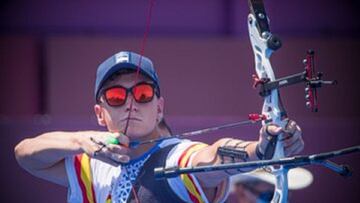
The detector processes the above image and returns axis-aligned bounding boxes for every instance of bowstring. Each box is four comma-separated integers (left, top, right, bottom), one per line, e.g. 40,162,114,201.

122,0,156,203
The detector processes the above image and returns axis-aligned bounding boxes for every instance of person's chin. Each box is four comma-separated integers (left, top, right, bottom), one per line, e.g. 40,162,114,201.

124,127,150,139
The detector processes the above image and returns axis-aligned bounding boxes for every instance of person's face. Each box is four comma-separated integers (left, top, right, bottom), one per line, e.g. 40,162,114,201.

94,72,164,139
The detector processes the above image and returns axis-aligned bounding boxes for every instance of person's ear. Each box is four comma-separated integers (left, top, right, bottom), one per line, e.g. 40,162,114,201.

94,104,106,126
156,97,164,123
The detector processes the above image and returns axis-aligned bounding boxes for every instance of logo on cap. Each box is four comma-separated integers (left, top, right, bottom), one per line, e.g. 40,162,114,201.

115,52,129,63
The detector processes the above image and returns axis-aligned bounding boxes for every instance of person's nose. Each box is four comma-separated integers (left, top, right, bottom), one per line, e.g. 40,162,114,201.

124,93,138,112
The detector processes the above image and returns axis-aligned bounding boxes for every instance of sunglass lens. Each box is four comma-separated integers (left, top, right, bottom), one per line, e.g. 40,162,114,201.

133,84,154,103
105,87,126,106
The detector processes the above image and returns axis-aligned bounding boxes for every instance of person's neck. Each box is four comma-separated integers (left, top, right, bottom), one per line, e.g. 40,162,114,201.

128,128,164,159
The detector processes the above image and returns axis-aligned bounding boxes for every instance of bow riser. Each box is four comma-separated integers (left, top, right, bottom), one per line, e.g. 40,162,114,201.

248,13,289,153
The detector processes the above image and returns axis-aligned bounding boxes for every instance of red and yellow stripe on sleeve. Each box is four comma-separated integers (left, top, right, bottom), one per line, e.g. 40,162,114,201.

178,143,208,203
74,154,97,203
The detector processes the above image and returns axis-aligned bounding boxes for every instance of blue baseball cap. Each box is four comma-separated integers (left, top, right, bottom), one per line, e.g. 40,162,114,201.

94,51,160,101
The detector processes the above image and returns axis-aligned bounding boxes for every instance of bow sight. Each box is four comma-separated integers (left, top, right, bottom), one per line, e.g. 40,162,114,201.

252,50,337,112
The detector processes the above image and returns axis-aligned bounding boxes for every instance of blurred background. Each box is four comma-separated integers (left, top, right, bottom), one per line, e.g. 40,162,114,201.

1,0,360,202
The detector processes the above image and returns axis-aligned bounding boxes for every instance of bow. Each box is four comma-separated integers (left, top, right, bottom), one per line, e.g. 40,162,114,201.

247,0,288,201
247,0,336,202
247,0,290,201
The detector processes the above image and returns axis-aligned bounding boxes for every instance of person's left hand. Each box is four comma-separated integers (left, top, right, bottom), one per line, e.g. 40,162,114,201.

258,120,304,157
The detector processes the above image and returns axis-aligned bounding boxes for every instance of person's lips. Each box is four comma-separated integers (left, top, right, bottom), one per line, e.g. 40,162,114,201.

121,117,142,122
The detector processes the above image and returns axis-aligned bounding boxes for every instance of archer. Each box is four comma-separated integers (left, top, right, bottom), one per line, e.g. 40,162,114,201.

14,51,304,203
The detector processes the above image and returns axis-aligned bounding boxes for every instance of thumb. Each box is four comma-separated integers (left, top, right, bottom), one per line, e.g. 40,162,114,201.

264,124,283,137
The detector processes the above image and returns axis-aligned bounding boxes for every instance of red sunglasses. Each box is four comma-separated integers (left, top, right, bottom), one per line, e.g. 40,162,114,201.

101,82,157,107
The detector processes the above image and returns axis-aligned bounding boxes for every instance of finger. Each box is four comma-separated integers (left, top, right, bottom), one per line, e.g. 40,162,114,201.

265,124,283,136
291,133,304,155
90,136,106,148
293,139,304,154
288,142,303,156
91,145,126,166
112,132,130,147
109,153,130,163
107,144,130,155
288,123,302,136
284,139,304,156
101,147,130,163
295,125,302,136
291,126,302,140
285,125,302,142
281,123,301,142
282,132,300,148
284,120,297,134
89,140,105,157
280,134,293,141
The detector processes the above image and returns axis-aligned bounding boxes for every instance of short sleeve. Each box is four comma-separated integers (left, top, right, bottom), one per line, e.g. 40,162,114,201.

165,140,230,203
65,154,97,203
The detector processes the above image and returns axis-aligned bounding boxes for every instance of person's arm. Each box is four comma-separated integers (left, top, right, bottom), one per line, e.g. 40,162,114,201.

191,121,303,201
14,131,130,187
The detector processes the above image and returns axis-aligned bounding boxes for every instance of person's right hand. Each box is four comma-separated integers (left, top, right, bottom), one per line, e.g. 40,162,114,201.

76,131,130,166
